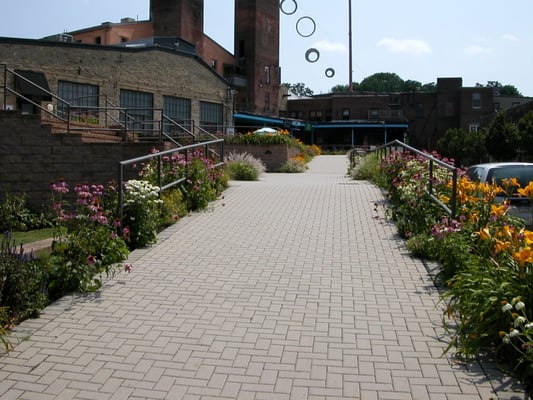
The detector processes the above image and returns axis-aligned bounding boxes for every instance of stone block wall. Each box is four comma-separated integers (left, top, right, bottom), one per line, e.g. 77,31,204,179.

0,111,157,210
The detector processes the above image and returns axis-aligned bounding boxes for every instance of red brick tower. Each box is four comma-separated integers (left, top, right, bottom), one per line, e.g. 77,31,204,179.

150,0,205,57
234,0,280,116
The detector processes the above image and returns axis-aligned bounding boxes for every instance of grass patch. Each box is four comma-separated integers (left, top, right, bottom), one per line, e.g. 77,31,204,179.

10,228,56,245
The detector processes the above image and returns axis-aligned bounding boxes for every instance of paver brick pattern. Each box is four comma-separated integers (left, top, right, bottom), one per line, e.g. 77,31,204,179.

0,155,526,399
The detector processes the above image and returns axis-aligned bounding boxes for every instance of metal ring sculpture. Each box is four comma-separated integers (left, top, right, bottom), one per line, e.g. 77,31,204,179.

305,48,320,63
325,68,335,78
280,0,298,15
296,16,316,38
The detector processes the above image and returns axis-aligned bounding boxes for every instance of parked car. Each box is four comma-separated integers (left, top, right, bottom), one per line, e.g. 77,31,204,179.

466,162,533,226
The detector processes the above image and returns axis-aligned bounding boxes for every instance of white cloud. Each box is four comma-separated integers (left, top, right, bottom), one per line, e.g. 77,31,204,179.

464,45,493,56
502,34,519,42
313,40,348,54
377,38,432,55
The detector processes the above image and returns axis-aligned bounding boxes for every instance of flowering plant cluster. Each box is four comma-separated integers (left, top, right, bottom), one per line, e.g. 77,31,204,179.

48,179,130,298
356,149,533,391
380,150,454,237
136,148,228,213
123,179,162,249
226,129,294,145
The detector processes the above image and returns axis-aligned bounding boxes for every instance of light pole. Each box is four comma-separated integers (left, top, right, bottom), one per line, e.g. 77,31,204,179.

348,0,353,93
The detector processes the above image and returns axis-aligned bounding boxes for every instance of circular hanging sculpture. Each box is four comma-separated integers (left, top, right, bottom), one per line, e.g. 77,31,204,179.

280,0,298,15
296,16,316,38
305,48,320,63
325,68,335,78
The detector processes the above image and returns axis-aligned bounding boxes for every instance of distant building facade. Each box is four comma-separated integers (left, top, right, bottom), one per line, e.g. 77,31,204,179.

284,78,532,150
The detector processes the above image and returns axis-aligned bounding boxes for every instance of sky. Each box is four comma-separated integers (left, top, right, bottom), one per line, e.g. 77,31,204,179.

2,0,532,97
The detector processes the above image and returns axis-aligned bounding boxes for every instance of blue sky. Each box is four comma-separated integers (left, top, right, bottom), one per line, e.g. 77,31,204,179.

2,0,532,96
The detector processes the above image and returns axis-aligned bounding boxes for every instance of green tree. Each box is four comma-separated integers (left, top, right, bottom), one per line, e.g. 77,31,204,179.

437,128,488,166
518,110,533,159
476,81,522,97
330,84,349,93
403,79,422,92
420,82,436,92
282,82,314,97
436,128,469,166
486,112,520,161
358,72,405,92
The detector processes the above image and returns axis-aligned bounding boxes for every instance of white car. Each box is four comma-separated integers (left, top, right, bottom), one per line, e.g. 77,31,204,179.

466,162,533,226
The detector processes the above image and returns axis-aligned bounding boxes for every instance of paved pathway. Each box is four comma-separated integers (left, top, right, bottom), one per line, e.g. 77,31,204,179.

0,155,526,399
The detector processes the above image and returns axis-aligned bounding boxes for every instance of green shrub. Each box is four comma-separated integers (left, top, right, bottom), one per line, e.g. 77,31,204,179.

278,157,307,173
225,152,265,181
159,189,188,227
0,192,50,232
0,232,47,327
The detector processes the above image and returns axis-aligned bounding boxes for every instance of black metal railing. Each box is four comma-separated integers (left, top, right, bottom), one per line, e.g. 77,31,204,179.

1,64,225,145
351,139,458,218
117,138,225,224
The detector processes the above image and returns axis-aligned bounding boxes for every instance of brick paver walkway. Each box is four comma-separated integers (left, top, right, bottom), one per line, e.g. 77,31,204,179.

0,155,526,399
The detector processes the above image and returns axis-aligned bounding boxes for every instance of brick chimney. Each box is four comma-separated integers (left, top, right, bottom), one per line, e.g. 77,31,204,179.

150,0,205,56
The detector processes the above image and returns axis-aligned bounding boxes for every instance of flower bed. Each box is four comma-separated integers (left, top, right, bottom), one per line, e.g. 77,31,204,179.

354,149,533,394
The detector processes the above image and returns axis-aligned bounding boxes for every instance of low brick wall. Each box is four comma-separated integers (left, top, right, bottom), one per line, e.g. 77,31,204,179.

224,143,300,171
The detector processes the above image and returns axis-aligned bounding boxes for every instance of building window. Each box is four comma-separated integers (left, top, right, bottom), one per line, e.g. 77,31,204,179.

342,108,350,120
369,108,379,118
239,40,245,57
469,124,480,132
309,110,323,121
200,101,223,133
325,110,332,121
94,36,101,45
265,66,270,85
120,89,154,135
290,111,302,119
493,102,501,112
472,93,481,109
120,37,128,43
163,96,191,133
57,81,99,119
211,59,217,69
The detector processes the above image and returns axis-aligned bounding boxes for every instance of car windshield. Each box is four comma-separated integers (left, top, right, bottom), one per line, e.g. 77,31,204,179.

488,166,533,189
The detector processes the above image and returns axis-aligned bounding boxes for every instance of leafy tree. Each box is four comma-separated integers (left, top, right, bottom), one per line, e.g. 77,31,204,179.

518,111,533,159
476,81,522,97
485,112,520,161
330,84,349,93
282,82,314,97
437,128,488,166
403,79,422,92
420,82,437,92
358,72,404,92
499,84,522,96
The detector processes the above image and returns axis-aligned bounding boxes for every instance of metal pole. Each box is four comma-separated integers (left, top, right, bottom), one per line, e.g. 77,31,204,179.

348,0,353,92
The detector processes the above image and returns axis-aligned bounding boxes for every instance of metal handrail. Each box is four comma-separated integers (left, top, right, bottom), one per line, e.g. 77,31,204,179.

352,139,458,218
117,138,225,224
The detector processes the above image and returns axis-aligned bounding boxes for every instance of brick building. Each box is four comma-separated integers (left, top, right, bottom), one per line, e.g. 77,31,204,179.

284,78,533,150
58,0,281,120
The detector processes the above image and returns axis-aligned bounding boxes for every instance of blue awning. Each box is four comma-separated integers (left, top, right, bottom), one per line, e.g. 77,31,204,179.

312,122,408,129
234,113,284,126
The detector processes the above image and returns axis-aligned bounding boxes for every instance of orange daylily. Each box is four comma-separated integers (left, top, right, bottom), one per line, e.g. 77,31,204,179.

518,182,533,198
